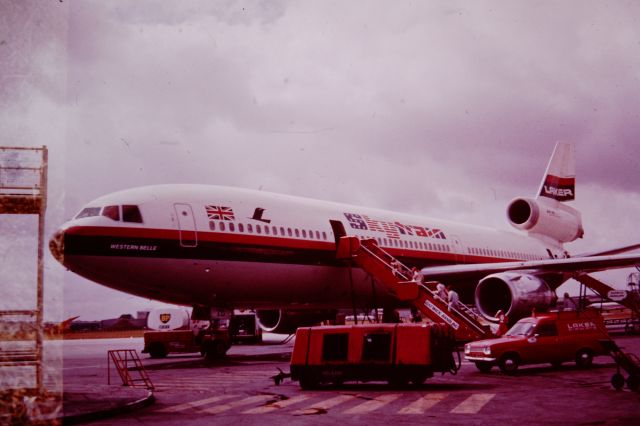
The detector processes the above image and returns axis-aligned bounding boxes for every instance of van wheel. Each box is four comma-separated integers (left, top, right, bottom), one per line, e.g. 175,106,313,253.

575,349,593,368
148,343,167,358
299,374,319,390
627,375,639,391
611,373,625,390
499,354,519,374
475,362,493,373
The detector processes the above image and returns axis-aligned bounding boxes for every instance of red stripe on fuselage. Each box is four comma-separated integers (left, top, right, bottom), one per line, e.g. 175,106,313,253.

64,225,513,265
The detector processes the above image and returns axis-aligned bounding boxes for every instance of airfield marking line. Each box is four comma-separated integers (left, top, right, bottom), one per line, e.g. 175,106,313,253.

199,394,273,414
450,393,495,414
291,394,355,415
398,393,447,414
242,394,313,414
157,394,238,413
342,393,402,414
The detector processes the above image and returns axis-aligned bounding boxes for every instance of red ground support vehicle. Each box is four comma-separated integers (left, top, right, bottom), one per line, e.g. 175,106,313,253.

289,323,458,389
464,308,611,374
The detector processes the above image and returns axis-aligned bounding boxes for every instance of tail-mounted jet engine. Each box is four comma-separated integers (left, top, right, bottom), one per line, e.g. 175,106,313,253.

507,197,583,243
256,309,337,334
475,272,557,322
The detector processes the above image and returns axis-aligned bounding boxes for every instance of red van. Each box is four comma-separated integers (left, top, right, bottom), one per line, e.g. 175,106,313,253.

464,309,610,374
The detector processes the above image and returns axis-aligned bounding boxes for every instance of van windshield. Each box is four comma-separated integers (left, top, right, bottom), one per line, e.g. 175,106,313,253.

505,321,535,337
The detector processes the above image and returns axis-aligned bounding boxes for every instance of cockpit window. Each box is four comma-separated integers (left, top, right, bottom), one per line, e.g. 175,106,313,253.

75,207,101,219
102,205,120,221
122,205,143,223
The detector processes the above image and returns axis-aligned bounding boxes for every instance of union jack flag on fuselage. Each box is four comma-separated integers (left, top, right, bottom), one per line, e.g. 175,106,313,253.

206,205,235,221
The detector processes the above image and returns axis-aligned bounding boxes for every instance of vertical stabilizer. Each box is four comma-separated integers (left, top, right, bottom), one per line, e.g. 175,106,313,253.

536,142,575,202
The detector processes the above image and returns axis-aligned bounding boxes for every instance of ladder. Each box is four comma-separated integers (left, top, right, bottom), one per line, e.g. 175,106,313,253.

574,274,640,314
107,350,154,390
336,236,494,341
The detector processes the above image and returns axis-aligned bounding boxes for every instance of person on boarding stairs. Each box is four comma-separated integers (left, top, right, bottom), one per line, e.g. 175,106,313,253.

436,283,448,301
447,285,459,311
390,259,401,278
411,267,423,284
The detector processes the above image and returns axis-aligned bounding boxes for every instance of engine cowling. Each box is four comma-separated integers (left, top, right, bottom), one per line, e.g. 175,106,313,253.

475,272,557,322
507,197,583,243
256,309,337,334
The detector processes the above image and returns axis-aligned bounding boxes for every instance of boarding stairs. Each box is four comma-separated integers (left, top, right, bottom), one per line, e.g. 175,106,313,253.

107,349,154,390
574,274,640,315
336,236,494,341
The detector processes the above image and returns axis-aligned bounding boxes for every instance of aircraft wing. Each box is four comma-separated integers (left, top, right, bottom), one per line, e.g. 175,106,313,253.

420,253,640,283
575,243,640,257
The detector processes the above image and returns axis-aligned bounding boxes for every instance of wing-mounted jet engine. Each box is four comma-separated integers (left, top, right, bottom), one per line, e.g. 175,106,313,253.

256,309,337,334
475,272,557,322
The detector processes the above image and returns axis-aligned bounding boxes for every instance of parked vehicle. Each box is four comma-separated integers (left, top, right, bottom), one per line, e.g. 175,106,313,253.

230,312,262,344
464,309,611,374
142,308,230,359
289,323,458,389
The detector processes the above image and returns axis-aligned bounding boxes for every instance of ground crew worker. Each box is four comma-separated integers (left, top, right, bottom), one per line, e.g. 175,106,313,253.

563,292,577,310
496,310,509,336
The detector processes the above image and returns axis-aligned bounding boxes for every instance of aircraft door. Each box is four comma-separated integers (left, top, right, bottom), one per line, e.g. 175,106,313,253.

450,235,466,263
174,203,198,247
329,220,347,245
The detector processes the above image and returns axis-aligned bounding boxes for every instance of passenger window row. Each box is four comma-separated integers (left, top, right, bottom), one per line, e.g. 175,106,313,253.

209,220,329,241
356,235,452,253
467,246,543,261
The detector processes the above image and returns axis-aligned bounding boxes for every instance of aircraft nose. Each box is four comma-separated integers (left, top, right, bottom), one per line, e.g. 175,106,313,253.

49,228,65,265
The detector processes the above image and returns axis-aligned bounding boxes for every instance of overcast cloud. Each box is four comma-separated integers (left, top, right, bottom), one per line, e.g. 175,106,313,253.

1,0,639,321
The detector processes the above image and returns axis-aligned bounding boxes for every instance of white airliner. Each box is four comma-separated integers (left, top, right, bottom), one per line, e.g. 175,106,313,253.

49,143,639,333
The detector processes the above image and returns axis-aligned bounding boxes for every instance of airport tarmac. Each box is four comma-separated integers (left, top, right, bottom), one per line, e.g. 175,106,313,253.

54,332,640,425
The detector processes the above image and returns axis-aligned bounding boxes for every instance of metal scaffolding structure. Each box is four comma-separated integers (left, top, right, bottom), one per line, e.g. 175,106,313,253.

0,146,48,392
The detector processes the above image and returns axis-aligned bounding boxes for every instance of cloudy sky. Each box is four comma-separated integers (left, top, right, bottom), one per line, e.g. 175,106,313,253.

1,0,639,321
